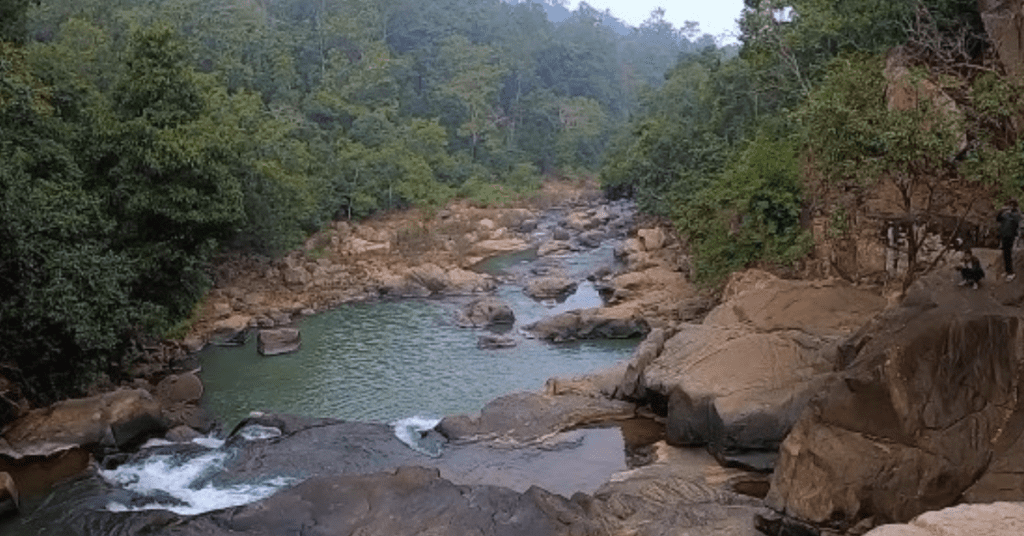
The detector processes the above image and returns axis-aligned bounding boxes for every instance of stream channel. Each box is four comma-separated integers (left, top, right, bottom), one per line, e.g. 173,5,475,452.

3,214,663,535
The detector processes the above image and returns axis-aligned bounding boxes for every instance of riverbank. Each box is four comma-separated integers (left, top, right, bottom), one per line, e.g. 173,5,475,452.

6,181,1024,535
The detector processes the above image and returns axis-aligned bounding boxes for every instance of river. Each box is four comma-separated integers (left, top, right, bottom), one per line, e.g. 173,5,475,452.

2,215,659,535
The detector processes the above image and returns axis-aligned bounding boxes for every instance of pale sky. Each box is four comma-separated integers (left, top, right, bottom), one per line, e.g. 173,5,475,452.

570,0,746,42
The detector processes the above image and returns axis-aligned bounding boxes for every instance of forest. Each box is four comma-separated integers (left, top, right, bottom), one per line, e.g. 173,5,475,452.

603,0,1024,283
4,0,1024,405
0,0,714,403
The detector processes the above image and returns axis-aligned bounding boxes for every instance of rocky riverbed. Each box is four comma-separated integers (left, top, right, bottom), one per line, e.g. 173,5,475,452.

4,187,1024,535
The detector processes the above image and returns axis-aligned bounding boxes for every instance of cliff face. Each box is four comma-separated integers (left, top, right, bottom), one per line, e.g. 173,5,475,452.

766,269,1024,529
979,0,1024,76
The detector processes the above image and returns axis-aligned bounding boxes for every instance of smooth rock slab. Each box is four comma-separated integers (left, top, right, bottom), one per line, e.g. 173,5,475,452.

864,502,1024,535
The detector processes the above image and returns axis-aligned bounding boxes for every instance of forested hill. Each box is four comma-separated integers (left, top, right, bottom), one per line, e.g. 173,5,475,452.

602,0,1024,285
0,0,720,404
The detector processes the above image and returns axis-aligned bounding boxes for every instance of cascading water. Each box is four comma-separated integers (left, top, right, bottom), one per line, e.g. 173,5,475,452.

100,426,295,516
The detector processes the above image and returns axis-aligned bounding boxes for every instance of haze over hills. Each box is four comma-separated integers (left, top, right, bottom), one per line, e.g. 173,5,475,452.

504,0,643,36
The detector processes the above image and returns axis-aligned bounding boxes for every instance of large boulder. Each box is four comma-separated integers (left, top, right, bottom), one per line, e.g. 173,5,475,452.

766,270,1024,529
624,271,886,455
524,276,578,301
864,502,1024,536
258,328,302,356
1,389,166,457
980,0,1024,77
524,308,649,342
457,297,515,328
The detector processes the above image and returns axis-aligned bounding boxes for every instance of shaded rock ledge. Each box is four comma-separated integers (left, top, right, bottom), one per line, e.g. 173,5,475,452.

765,266,1024,532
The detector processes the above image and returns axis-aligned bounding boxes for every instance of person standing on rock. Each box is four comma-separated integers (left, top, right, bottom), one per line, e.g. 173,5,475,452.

997,199,1021,281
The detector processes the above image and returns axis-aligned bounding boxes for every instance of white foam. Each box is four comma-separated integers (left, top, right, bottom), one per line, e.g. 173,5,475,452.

392,416,442,456
100,450,293,515
236,424,282,441
192,436,225,449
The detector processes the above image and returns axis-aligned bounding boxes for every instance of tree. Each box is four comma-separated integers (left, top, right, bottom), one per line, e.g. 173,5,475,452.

0,0,37,44
799,54,970,290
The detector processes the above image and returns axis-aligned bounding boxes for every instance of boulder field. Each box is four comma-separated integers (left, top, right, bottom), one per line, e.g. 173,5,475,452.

9,186,1024,535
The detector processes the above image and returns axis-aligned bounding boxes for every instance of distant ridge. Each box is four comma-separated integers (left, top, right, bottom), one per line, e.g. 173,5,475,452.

504,0,633,36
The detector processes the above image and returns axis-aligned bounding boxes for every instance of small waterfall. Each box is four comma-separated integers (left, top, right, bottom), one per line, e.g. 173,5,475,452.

392,416,444,457
99,426,294,516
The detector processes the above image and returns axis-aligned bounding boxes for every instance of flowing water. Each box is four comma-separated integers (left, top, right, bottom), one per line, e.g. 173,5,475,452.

3,235,654,534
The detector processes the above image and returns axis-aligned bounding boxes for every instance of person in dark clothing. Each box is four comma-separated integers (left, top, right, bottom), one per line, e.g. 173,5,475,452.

958,248,984,289
997,199,1022,281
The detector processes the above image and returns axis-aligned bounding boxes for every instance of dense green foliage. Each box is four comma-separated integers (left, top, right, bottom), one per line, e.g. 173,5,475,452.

1,0,707,402
602,0,999,284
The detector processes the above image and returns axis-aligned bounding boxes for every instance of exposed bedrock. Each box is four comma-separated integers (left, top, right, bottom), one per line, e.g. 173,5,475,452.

766,270,1024,530
619,270,886,458
524,307,650,342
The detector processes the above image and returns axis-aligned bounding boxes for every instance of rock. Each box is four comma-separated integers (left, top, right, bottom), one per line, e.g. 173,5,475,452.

470,238,530,258
211,315,251,343
477,334,517,349
155,372,204,405
0,472,17,519
447,267,494,294
614,238,644,260
619,328,669,400
546,361,629,399
1,389,166,457
864,502,1024,536
346,237,390,255
652,324,838,452
379,272,431,298
537,240,573,256
637,227,666,251
565,211,595,232
81,467,598,536
518,219,538,233
980,0,1024,77
0,376,27,429
212,302,232,318
524,277,578,301
165,425,202,443
625,272,885,456
438,392,636,442
282,265,310,286
525,308,649,342
552,227,571,241
162,403,215,432
406,263,449,293
268,310,292,326
576,229,604,248
478,218,495,231
962,425,1024,503
258,328,302,356
457,297,515,328
181,335,205,354
766,270,1024,528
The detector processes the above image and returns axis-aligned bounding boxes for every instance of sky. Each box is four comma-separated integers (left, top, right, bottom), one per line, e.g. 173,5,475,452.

569,0,746,42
